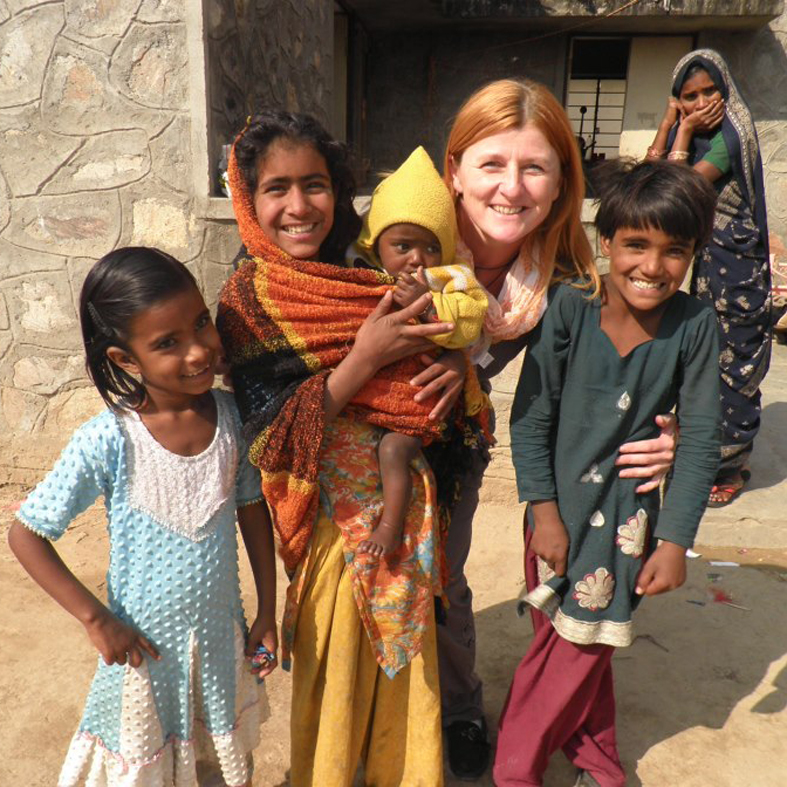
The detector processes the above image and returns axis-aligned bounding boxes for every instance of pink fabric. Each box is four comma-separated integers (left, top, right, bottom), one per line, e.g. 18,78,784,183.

456,239,548,344
492,524,626,787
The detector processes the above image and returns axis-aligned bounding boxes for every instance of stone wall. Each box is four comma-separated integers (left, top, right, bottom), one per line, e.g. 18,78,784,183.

205,0,333,196
0,0,334,483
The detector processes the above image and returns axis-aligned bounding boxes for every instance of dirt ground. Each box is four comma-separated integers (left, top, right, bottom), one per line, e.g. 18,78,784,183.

2,480,786,787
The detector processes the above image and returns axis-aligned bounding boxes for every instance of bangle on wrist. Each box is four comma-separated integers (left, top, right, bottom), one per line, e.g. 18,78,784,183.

646,146,666,159
667,150,690,161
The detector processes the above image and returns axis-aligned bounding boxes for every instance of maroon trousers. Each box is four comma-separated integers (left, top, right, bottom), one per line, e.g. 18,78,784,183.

492,527,626,787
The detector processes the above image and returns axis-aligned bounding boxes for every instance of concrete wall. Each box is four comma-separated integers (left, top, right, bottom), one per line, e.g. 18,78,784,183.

363,30,567,178
0,0,334,483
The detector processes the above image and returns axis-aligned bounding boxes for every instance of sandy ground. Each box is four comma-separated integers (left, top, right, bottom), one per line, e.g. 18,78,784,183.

2,490,786,786
2,343,787,785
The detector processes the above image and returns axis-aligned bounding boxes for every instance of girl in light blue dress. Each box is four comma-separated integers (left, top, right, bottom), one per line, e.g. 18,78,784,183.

8,247,277,787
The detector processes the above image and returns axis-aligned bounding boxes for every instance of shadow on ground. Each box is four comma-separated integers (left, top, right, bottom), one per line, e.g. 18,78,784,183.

468,559,787,786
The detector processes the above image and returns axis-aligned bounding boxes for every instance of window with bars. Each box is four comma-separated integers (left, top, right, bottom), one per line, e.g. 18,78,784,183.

566,37,630,163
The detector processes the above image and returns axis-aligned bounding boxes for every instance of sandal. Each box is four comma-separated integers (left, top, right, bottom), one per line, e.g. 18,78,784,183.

708,471,748,508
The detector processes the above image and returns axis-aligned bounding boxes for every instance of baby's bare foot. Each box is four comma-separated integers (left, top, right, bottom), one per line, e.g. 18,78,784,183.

358,521,402,559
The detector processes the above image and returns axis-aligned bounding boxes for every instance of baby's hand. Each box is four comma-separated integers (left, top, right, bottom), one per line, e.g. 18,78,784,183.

635,541,687,596
393,267,430,309
246,613,278,681
84,609,159,667
530,500,569,576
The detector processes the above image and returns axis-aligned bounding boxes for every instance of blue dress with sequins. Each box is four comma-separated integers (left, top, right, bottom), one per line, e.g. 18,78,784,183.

17,390,267,787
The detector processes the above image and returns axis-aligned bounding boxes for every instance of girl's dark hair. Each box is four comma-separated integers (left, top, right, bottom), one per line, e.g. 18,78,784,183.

234,109,362,264
593,159,717,249
80,247,198,411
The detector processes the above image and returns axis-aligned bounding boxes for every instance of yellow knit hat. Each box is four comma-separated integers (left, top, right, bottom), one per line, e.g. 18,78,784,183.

357,146,457,267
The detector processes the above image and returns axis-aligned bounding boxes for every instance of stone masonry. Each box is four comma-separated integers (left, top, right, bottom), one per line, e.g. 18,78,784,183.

0,0,333,483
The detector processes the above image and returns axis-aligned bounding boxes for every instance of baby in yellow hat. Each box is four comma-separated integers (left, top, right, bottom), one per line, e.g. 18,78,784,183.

351,146,489,558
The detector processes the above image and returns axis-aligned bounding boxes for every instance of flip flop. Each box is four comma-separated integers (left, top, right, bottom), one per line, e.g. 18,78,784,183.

708,479,745,508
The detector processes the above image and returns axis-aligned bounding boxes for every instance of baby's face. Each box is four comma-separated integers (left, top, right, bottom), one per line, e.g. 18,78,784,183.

377,223,442,277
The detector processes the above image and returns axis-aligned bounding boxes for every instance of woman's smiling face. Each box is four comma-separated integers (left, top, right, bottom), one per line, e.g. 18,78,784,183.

449,124,562,255
253,140,335,259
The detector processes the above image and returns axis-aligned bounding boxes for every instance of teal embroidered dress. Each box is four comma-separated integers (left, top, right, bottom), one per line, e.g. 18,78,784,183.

511,284,720,647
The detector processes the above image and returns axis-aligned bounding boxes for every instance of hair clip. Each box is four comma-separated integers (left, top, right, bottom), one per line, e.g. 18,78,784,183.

87,301,113,337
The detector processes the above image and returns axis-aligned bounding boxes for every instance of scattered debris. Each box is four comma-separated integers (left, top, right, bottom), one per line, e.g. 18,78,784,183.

686,599,706,606
633,633,670,652
737,548,749,554
709,560,740,567
707,573,723,582
708,588,750,611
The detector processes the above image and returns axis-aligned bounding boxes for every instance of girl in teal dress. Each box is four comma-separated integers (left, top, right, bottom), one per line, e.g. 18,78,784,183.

8,248,277,786
494,161,721,787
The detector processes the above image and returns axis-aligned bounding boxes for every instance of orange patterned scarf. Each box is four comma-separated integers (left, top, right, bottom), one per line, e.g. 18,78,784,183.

217,147,444,571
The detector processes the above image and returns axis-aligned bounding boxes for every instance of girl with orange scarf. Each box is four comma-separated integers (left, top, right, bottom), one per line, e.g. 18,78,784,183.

217,110,473,787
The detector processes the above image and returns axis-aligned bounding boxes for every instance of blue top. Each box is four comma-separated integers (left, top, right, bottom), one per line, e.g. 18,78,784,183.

17,390,265,779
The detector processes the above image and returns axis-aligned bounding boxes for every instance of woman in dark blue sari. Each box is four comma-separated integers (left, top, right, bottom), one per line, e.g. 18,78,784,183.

648,48,771,506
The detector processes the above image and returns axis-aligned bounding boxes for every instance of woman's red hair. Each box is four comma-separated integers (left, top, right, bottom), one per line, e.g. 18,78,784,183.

444,79,599,294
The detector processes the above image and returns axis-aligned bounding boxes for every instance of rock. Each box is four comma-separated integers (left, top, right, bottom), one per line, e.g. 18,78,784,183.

13,353,84,395
0,103,81,197
66,257,100,310
0,5,64,107
41,386,103,435
203,259,234,308
4,275,79,350
0,291,8,330
0,166,8,233
41,38,168,136
64,0,136,39
0,385,46,433
0,240,67,279
138,0,185,23
126,192,201,259
4,191,121,258
110,22,188,110
43,129,150,195
203,221,240,265
149,117,191,194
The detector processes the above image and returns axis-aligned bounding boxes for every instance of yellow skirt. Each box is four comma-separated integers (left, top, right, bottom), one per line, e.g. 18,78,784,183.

290,505,444,787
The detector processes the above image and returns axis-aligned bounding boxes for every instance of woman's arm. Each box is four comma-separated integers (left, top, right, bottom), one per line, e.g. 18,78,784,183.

615,414,678,494
646,97,680,158
7,522,159,666
323,290,454,421
238,501,278,679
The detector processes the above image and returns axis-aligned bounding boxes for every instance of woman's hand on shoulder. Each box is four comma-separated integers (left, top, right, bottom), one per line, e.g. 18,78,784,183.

411,349,466,421
351,291,454,373
245,611,279,681
616,413,677,493
84,608,160,667
635,540,687,596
